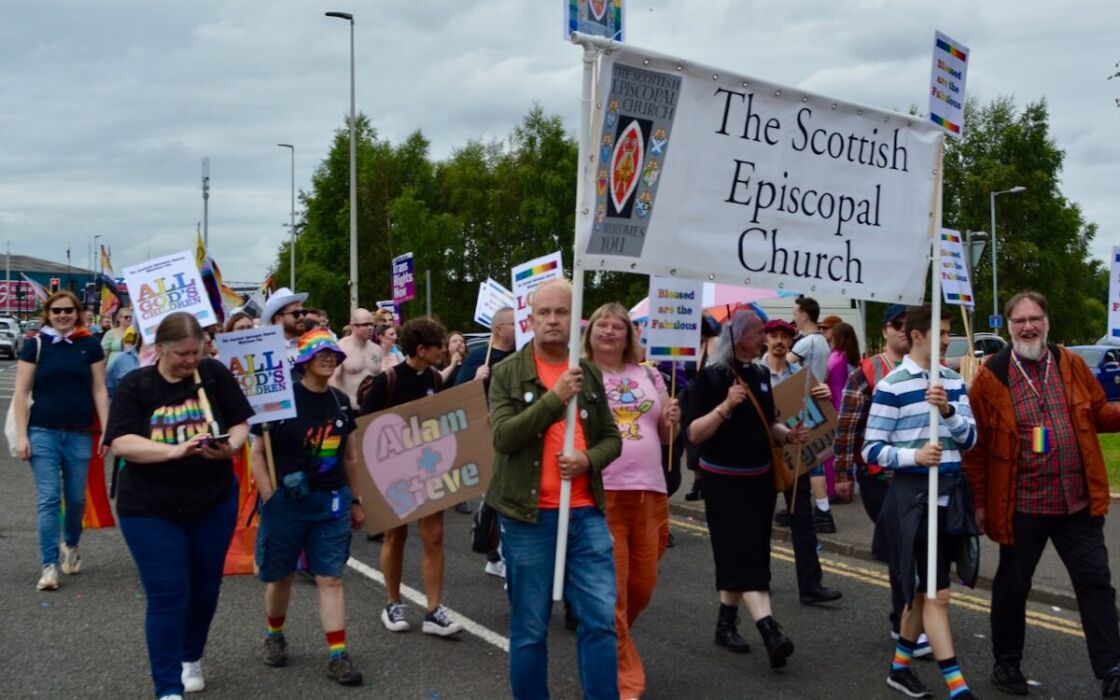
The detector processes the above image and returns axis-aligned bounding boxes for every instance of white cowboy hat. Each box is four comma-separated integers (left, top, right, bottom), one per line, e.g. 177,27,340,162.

262,287,309,325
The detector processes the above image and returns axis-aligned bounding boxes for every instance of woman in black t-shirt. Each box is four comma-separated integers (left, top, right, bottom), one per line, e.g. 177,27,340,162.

249,329,365,686
105,312,253,700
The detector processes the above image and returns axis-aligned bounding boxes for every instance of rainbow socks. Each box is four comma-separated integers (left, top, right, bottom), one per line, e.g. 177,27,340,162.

326,629,347,658
938,657,970,698
267,614,285,638
892,638,915,671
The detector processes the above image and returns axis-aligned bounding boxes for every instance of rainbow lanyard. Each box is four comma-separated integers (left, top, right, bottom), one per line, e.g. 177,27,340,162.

1011,351,1052,454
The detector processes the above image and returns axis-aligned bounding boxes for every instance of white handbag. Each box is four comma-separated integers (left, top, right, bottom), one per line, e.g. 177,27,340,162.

5,336,41,458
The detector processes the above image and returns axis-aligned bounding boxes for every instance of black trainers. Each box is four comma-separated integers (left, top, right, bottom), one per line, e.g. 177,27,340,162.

990,659,1028,695
886,668,934,698
327,652,363,686
263,633,288,667
422,605,463,637
1103,663,1120,698
799,586,842,605
813,507,837,534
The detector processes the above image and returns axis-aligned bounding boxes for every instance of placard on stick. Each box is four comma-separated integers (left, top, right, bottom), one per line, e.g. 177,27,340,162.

124,249,216,345
512,251,564,349
771,367,838,478
644,275,703,362
214,326,296,425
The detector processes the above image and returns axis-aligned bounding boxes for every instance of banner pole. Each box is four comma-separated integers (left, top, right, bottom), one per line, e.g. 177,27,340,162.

553,42,598,602
484,338,493,368
788,359,813,514
927,141,945,600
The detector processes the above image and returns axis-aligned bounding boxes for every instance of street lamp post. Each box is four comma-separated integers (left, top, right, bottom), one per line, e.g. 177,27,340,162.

989,186,1027,331
326,11,358,312
277,144,296,289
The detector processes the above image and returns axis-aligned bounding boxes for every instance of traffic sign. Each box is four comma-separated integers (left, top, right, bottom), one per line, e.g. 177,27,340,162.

989,314,1003,329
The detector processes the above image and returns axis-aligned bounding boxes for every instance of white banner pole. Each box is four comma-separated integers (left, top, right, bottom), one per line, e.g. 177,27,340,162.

553,42,598,602
927,142,945,599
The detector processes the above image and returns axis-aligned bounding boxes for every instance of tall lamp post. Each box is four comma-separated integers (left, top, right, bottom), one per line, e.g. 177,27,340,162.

326,10,358,312
277,144,296,289
989,186,1027,330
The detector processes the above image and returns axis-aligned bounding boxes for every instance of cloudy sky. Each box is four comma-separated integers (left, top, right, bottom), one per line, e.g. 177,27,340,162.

3,1,1117,284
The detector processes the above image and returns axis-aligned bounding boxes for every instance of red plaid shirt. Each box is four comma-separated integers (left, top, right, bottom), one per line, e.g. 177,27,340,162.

1008,352,1088,515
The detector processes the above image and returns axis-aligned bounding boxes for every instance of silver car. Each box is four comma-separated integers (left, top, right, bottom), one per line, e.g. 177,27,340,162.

0,317,23,359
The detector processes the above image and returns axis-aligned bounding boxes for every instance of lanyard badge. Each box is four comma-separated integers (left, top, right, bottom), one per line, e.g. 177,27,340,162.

1031,426,1051,454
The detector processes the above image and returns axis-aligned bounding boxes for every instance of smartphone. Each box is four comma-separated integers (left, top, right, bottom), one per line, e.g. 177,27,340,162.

200,433,231,446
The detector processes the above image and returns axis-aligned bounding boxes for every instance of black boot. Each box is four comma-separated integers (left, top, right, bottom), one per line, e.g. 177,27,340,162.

684,474,703,501
714,604,751,653
756,615,794,669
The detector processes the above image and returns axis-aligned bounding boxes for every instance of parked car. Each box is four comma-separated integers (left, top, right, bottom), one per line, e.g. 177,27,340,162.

945,332,1006,372
1068,345,1120,402
23,319,42,341
0,317,22,359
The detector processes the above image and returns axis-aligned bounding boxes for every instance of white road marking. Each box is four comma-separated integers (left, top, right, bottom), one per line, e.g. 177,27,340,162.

346,556,511,653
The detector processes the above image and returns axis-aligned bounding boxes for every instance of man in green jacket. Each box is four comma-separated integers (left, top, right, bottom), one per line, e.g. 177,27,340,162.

487,279,622,700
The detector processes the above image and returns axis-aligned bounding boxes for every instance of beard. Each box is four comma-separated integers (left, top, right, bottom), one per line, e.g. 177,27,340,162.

1013,335,1047,361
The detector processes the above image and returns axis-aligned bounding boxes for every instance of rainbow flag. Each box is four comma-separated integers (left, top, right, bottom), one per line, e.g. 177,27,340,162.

20,272,48,303
514,259,559,282
194,230,243,324
99,245,123,317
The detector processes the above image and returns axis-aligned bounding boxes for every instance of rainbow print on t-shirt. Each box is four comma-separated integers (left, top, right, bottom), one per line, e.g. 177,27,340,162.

305,424,342,475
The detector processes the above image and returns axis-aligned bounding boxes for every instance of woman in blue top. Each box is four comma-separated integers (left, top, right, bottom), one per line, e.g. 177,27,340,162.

12,290,110,592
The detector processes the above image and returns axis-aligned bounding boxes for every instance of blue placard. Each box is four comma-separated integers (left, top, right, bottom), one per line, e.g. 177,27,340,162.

989,314,1003,329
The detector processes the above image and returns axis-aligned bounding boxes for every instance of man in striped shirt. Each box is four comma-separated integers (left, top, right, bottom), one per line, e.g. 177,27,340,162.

863,304,978,700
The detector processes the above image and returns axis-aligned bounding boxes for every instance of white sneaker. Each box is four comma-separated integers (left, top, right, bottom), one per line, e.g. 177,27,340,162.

158,695,184,700
422,605,463,637
912,633,932,658
381,602,410,632
484,559,506,579
60,543,81,575
181,660,205,693
37,564,59,591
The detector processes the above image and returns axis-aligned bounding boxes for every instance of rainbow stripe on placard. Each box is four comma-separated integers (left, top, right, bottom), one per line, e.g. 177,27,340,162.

1031,426,1051,454
930,114,961,134
261,400,294,412
514,260,559,282
945,292,973,303
936,38,967,62
941,233,961,243
651,346,696,357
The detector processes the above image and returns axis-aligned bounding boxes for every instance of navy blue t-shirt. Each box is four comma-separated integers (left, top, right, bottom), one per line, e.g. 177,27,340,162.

20,333,105,429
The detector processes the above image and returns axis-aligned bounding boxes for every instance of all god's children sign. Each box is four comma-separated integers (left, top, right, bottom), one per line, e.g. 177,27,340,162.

353,381,494,534
123,250,216,344
214,327,296,425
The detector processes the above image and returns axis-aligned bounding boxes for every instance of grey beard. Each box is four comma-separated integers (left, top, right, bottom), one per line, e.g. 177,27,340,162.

1013,338,1047,361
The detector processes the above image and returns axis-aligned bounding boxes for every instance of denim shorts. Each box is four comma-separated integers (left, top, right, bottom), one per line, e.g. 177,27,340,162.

256,485,352,582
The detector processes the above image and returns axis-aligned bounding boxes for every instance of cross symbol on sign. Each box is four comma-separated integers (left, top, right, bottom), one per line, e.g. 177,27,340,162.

418,447,441,475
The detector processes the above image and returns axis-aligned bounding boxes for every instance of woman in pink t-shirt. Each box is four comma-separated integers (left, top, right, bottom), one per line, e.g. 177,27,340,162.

583,302,680,700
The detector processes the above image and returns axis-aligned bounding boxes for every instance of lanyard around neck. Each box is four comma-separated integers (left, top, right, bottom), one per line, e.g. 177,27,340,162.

1011,350,1052,401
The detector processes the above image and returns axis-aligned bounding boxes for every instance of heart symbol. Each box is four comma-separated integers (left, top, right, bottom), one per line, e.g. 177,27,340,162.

361,412,458,519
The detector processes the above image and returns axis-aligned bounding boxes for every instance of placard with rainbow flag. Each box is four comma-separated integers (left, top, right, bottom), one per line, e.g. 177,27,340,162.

511,251,564,350
644,275,703,362
928,30,969,139
938,228,974,307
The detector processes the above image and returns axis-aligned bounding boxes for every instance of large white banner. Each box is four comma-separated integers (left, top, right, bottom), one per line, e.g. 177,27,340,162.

573,39,943,304
214,327,296,425
123,250,216,344
1108,246,1120,342
512,251,564,349
939,229,974,308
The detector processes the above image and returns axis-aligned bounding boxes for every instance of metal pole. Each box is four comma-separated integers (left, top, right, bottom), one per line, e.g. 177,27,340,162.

425,269,432,317
325,12,357,311
927,140,945,600
202,157,211,248
5,241,10,316
989,191,998,327
278,144,296,288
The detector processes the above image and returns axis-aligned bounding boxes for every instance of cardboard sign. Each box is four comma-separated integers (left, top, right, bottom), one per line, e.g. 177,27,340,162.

474,277,515,329
573,40,943,305
512,251,565,349
123,249,216,345
353,381,494,534
214,326,296,425
565,0,624,41
771,367,838,478
929,30,969,139
644,275,703,361
939,229,974,307
392,252,416,304
1108,246,1120,341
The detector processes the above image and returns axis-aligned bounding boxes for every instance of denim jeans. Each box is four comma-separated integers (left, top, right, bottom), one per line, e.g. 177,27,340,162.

28,427,92,566
120,483,238,699
500,506,619,700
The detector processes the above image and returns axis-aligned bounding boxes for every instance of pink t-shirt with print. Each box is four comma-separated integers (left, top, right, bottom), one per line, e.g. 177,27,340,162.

600,363,668,494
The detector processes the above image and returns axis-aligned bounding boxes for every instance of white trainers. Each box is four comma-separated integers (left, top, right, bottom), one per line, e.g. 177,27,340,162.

158,695,184,700
60,543,81,575
381,602,410,632
37,564,59,591
422,605,463,637
484,559,506,579
181,660,205,693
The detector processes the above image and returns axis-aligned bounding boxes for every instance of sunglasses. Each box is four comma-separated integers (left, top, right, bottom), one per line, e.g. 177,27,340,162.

49,306,77,315
282,310,309,318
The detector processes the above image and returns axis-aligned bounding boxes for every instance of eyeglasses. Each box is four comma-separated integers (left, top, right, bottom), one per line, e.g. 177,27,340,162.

1010,315,1046,327
281,310,308,318
49,306,77,315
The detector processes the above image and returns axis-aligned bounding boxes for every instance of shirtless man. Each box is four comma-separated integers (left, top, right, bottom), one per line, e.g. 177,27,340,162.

331,307,382,406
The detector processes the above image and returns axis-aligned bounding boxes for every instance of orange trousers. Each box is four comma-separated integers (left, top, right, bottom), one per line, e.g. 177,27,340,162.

606,490,669,699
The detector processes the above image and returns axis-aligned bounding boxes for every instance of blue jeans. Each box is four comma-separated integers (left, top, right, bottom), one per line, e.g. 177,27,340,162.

500,507,619,700
28,427,92,566
120,484,238,699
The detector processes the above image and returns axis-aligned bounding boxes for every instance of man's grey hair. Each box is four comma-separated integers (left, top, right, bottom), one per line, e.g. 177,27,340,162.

713,309,762,367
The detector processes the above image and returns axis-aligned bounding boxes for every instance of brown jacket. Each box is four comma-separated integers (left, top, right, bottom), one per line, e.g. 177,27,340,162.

964,345,1120,545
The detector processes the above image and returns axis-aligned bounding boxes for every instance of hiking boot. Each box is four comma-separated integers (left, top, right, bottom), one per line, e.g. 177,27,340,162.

887,667,934,698
990,659,1028,695
715,604,751,653
180,660,205,693
422,605,463,637
684,477,703,501
756,615,794,668
263,633,289,667
60,543,81,575
381,602,410,632
327,651,363,686
813,506,837,533
37,564,59,591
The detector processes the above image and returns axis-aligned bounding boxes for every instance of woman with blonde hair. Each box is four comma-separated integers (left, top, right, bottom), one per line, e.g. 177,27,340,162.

101,306,135,364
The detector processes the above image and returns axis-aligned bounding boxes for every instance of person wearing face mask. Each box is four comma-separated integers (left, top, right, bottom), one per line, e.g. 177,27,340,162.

965,292,1120,698
104,312,254,700
12,291,110,592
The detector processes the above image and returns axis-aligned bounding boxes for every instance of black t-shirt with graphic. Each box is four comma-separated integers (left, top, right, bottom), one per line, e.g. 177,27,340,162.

251,382,356,492
105,359,255,519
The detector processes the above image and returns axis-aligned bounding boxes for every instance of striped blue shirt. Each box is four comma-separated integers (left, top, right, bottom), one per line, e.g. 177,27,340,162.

861,355,976,474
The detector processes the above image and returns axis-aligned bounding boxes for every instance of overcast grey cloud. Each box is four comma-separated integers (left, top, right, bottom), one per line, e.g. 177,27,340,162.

2,1,1117,284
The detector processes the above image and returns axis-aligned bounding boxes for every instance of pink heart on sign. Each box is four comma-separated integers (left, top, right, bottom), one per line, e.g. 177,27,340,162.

362,412,458,519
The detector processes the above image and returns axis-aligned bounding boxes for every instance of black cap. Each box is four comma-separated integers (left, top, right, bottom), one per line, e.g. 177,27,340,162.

884,304,907,326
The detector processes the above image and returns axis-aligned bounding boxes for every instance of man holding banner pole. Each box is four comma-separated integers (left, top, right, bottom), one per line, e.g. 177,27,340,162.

487,279,622,700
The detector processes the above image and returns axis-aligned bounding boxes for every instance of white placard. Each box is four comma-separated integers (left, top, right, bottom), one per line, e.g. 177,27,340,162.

214,326,296,425
929,30,969,140
645,276,704,362
124,249,216,344
939,229,974,308
512,251,565,349
474,277,515,329
1108,247,1120,342
572,38,943,305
